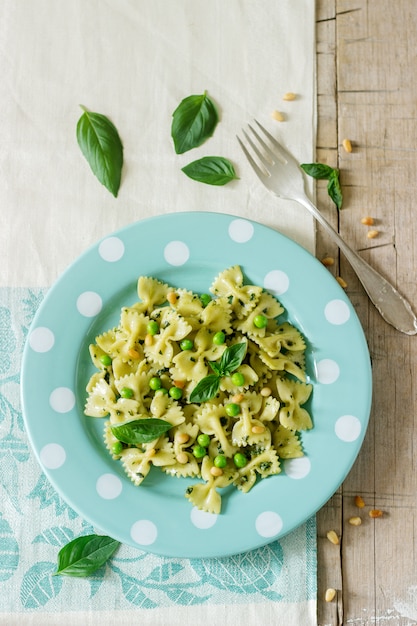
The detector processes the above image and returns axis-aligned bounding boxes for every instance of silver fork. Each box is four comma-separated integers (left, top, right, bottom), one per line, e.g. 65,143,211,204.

237,120,417,335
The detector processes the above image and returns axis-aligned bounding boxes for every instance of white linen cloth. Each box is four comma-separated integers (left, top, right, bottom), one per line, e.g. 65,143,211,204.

0,1,317,624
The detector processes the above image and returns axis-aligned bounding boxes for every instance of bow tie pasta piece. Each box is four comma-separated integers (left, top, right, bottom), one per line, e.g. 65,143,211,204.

252,322,306,357
257,343,306,382
272,424,304,458
144,308,192,368
233,292,284,338
133,276,170,314
276,377,313,431
231,403,272,448
200,296,233,334
163,423,200,478
149,392,185,428
164,288,204,330
185,456,238,515
119,438,176,487
210,265,263,319
84,375,116,417
234,448,280,493
194,403,237,458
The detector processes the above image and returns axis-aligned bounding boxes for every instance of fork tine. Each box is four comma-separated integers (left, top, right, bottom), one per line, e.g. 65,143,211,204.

236,134,270,179
254,120,294,163
246,123,281,164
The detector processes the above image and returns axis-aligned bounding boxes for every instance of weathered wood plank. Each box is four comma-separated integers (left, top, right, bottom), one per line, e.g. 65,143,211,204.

317,0,417,624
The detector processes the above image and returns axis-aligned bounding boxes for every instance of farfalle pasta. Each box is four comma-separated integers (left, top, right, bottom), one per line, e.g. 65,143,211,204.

84,266,313,514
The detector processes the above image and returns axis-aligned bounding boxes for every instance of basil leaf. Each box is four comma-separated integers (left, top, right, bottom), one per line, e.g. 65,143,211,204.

76,106,123,197
171,91,218,154
209,361,222,376
327,169,343,209
181,156,238,186
300,163,335,180
55,534,120,577
218,342,247,376
111,418,172,444
190,375,221,403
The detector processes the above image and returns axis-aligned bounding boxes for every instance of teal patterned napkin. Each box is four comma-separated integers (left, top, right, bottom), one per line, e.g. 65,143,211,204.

0,287,317,624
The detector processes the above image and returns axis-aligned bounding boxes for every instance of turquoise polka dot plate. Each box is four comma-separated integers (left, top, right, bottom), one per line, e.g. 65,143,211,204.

21,212,372,558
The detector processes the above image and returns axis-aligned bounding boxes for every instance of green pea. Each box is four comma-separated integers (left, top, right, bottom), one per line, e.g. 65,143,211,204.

149,377,162,391
213,331,226,345
192,445,207,459
231,372,245,387
169,386,183,400
233,452,248,468
147,320,159,335
253,314,268,328
214,454,227,469
180,338,194,351
111,441,123,455
120,387,134,399
200,293,212,307
225,403,241,417
100,354,112,366
197,433,211,448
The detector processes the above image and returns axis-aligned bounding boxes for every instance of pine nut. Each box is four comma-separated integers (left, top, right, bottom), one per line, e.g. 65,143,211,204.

361,216,374,226
325,588,336,602
271,110,285,122
342,138,353,153
144,334,153,346
231,393,245,403
367,229,379,239
177,432,190,444
251,425,265,434
369,509,383,518
326,530,340,545
176,452,188,464
260,387,272,397
336,277,347,289
349,516,362,526
354,495,365,508
128,348,140,359
321,256,335,267
167,291,178,305
210,466,223,477
173,379,186,389
283,92,296,101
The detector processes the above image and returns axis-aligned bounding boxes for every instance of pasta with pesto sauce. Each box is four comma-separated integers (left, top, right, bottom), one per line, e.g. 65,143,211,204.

84,265,313,514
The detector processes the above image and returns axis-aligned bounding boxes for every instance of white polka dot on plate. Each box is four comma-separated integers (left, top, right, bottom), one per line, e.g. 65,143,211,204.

255,511,283,538
316,358,340,384
164,241,190,266
96,473,123,500
324,299,350,325
130,519,158,546
190,506,218,529
98,237,125,262
76,291,102,317
263,269,290,296
283,456,311,479
49,387,75,413
40,443,66,469
335,414,362,442
28,327,55,353
228,218,254,243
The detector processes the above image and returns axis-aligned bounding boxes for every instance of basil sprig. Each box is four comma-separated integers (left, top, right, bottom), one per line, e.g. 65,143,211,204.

111,418,172,444
182,156,238,186
190,342,247,403
76,106,123,197
54,534,120,577
300,162,343,209
171,91,218,154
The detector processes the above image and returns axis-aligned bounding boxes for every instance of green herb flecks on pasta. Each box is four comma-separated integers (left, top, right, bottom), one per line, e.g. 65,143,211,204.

84,265,313,515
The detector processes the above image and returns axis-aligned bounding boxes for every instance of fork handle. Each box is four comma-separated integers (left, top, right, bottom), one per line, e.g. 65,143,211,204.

298,194,417,335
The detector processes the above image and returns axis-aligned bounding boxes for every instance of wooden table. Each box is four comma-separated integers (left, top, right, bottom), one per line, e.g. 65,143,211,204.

316,1,417,624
